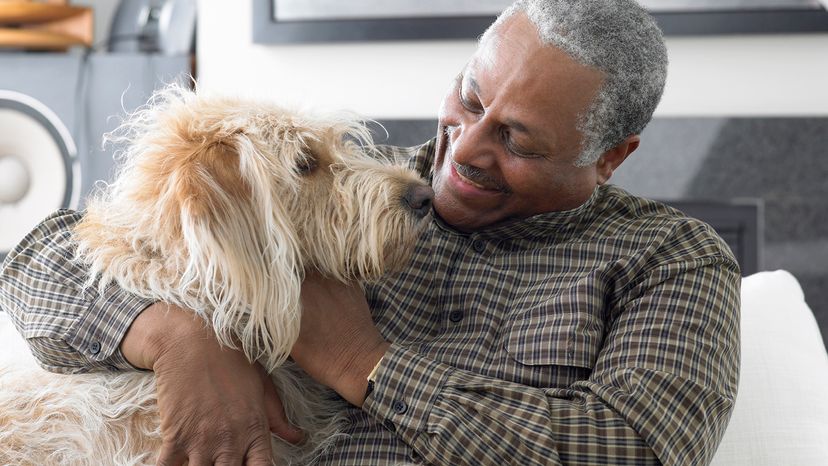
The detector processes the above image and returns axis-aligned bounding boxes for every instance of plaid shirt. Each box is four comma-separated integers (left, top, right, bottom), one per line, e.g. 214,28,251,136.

0,140,740,466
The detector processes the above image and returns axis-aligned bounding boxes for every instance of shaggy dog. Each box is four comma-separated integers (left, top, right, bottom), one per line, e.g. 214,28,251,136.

0,85,433,465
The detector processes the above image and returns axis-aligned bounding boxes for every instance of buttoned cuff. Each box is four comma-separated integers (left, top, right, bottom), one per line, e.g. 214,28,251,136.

67,282,155,371
362,343,453,437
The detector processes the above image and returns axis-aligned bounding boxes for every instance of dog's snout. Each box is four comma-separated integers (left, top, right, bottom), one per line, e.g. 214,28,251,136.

403,184,434,218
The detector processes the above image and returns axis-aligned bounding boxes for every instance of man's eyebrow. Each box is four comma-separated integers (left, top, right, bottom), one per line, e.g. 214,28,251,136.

503,118,531,135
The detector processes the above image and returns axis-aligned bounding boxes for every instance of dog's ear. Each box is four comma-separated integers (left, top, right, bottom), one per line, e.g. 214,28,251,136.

173,128,304,371
84,85,304,369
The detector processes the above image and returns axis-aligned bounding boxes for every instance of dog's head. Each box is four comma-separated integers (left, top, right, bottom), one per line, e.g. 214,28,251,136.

76,85,431,368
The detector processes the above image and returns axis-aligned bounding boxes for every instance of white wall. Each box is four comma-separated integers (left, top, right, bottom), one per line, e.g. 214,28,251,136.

197,1,828,118
662,35,828,116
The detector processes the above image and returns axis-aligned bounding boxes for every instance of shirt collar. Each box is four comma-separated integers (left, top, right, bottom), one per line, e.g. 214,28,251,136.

431,186,603,243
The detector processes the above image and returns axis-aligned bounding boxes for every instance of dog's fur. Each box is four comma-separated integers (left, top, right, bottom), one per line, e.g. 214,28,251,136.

0,85,431,465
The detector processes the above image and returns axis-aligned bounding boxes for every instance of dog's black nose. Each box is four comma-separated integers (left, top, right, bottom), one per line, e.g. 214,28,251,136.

403,185,434,218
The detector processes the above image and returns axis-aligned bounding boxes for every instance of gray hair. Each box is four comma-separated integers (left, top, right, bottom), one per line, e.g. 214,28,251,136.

483,0,668,166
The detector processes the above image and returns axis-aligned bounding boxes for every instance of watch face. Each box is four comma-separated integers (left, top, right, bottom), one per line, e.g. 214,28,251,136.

0,92,79,260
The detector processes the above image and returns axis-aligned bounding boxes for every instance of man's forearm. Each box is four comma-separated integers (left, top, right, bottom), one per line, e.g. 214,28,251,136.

0,210,154,373
362,345,662,466
292,274,393,406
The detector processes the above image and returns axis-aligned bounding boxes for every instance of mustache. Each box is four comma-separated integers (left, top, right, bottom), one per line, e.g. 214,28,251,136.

451,159,494,187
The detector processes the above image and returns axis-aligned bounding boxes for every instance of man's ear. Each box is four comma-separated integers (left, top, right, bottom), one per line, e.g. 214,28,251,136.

595,135,640,185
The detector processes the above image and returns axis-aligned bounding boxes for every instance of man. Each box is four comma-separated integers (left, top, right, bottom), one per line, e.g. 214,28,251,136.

0,0,740,465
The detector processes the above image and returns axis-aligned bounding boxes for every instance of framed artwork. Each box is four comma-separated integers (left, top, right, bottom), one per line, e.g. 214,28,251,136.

252,0,828,43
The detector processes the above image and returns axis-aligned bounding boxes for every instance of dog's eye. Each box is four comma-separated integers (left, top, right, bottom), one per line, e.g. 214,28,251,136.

296,155,318,175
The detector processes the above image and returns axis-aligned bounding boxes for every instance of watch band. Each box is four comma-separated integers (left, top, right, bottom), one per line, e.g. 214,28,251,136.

365,355,385,399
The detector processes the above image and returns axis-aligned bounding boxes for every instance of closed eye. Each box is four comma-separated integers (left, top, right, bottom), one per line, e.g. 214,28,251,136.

296,154,318,175
501,128,542,159
457,77,484,114
459,82,483,114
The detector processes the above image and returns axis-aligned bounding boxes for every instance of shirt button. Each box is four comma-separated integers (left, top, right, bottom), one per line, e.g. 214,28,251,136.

392,400,408,414
89,341,101,354
449,310,464,323
383,419,396,432
471,239,486,253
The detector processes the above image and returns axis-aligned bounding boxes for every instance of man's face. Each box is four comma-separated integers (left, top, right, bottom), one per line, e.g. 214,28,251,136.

432,12,608,232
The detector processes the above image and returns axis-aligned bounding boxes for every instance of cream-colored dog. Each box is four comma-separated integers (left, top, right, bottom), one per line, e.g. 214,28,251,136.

0,85,433,465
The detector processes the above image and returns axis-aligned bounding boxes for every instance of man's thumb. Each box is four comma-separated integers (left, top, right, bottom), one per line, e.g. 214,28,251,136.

263,375,305,444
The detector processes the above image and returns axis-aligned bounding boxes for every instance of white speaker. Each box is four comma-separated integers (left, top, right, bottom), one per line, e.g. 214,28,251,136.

0,90,81,256
0,52,190,260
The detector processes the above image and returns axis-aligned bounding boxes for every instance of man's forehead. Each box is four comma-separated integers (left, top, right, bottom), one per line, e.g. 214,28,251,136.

470,42,497,73
474,11,540,67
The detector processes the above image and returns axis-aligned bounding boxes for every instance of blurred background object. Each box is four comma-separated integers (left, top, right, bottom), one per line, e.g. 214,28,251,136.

108,0,195,54
0,0,93,51
0,0,195,260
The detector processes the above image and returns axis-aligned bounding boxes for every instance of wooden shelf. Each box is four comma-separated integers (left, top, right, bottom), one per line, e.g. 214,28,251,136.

0,27,87,50
0,2,92,50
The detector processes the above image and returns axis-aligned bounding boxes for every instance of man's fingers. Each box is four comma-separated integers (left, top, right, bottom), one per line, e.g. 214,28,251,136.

212,451,245,466
262,376,304,444
156,444,188,466
245,434,277,466
182,455,210,466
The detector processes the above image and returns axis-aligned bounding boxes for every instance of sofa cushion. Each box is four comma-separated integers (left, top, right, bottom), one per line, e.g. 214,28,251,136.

711,270,828,465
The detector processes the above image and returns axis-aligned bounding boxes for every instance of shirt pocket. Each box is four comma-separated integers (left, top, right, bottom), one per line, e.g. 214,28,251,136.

503,294,605,370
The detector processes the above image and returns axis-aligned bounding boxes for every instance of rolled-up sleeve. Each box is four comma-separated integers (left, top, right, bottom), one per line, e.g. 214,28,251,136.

0,210,154,373
363,259,740,466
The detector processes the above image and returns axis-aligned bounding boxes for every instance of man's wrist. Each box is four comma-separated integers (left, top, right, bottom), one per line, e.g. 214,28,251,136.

338,340,390,406
120,302,204,370
364,352,385,400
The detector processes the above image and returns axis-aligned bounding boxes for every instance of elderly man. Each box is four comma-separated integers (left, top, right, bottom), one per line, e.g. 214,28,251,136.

0,0,739,465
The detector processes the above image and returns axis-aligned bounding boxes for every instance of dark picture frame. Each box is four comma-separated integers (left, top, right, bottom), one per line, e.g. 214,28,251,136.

252,0,828,44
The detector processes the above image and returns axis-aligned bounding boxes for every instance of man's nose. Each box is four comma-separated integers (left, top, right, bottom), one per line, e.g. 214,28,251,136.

449,120,498,168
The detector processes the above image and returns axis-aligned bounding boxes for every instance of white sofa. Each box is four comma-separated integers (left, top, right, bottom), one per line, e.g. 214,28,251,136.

711,270,828,465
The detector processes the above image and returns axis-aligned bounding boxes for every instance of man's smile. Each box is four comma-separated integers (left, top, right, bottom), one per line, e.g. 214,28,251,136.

454,166,491,190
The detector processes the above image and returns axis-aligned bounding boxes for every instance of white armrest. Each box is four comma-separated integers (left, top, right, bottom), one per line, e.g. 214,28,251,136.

711,270,828,465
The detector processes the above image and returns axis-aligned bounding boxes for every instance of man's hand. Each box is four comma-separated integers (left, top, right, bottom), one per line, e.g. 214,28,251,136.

291,274,391,406
121,303,303,466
